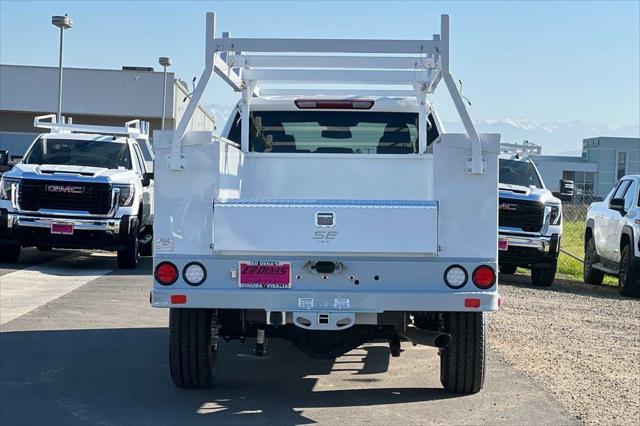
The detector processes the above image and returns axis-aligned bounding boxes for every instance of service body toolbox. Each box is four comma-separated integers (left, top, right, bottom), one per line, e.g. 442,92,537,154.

151,12,500,394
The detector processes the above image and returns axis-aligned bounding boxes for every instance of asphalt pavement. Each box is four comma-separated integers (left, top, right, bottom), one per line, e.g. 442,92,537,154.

0,249,575,425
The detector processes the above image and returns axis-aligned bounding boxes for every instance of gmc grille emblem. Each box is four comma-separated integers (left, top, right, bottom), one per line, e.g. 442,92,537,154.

46,185,84,194
499,203,517,211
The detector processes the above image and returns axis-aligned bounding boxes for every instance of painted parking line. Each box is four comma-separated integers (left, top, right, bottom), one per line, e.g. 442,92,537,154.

0,253,113,325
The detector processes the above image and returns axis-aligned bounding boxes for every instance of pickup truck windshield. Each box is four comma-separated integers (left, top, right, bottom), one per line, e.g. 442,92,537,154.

23,138,132,169
499,159,543,188
228,111,421,154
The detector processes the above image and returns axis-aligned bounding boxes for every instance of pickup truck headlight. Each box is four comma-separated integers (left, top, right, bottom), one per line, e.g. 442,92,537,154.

0,177,18,201
114,184,135,207
547,205,561,226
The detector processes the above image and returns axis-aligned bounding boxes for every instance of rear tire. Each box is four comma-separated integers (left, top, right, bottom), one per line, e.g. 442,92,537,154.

531,261,556,287
0,243,20,263
584,238,605,285
619,245,639,298
499,264,517,275
440,312,485,394
169,308,219,388
117,232,139,269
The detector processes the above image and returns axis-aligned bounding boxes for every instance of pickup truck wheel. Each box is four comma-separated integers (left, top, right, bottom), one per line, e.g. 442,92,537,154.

138,229,153,257
531,262,556,287
169,308,219,388
117,233,139,269
499,264,517,275
0,243,20,263
440,312,485,394
619,245,639,298
584,238,605,285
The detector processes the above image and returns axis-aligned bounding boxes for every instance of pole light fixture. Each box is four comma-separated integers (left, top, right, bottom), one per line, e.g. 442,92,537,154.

159,57,172,130
52,14,73,122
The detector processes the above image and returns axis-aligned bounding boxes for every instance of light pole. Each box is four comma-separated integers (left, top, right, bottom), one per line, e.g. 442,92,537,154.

159,57,172,130
52,15,72,123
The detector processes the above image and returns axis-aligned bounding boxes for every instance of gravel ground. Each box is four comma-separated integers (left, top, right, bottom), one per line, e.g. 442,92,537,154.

490,274,640,425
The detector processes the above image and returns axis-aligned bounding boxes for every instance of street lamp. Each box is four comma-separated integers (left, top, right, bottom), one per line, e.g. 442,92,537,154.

159,57,172,130
52,15,72,123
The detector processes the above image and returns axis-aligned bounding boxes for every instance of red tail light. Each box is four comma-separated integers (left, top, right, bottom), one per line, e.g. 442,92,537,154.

472,265,496,289
294,99,374,109
464,298,481,308
155,262,178,286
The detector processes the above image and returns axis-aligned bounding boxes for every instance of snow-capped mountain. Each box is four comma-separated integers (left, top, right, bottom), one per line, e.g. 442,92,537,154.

443,118,639,156
207,103,638,156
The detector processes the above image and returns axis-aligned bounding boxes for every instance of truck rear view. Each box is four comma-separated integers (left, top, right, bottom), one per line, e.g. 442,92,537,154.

151,13,500,394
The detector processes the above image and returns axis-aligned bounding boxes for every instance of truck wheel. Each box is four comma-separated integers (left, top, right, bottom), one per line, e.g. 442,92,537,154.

531,262,556,287
169,308,219,388
440,312,485,394
499,264,517,275
619,245,639,298
584,238,604,285
138,227,153,257
0,243,20,263
117,233,139,269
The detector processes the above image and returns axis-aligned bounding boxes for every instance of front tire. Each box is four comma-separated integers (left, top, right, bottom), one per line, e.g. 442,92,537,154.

584,238,605,285
619,245,639,298
117,233,139,269
0,243,20,263
169,308,219,388
440,312,485,394
531,261,556,287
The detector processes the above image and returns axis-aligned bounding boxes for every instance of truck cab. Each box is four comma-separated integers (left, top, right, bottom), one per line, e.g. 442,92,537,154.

151,13,500,394
0,115,154,268
497,154,562,286
584,175,640,297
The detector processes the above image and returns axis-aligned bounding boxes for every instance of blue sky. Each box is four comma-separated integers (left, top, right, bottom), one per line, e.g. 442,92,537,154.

1,0,639,126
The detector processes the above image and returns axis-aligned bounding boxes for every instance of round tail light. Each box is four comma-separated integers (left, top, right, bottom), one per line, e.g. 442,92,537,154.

472,265,496,289
155,262,178,285
444,265,468,289
183,262,206,286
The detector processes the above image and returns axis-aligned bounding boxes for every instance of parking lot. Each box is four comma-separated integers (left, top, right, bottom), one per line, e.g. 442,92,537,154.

0,248,579,425
2,249,638,425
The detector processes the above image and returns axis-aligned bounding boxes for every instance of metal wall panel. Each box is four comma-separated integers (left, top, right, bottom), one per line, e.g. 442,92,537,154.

0,64,174,118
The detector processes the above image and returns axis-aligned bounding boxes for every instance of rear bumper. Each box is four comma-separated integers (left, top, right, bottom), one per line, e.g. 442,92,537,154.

151,287,499,313
0,209,136,249
498,232,560,266
151,254,500,313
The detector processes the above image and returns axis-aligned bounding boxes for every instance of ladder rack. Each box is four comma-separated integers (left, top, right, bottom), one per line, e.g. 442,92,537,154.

170,13,483,174
34,114,150,139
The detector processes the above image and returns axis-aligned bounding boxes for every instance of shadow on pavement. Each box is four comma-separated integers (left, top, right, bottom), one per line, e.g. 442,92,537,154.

0,327,454,425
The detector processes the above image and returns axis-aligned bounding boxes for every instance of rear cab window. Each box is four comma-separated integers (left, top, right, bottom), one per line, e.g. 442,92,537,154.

227,110,440,154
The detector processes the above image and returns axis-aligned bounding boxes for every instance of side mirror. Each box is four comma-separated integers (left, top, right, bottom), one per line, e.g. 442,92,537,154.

142,172,154,187
609,197,625,213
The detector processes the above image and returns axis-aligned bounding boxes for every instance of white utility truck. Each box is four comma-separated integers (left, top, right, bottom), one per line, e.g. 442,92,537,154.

151,13,500,394
0,115,154,268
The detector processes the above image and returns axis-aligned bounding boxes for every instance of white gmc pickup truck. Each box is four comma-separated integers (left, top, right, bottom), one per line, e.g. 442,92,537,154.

151,13,500,394
0,115,154,268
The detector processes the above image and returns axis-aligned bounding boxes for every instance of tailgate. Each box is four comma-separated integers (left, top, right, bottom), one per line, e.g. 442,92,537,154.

213,199,438,256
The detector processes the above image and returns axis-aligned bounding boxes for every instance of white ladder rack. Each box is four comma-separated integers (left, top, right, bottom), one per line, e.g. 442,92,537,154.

170,13,483,174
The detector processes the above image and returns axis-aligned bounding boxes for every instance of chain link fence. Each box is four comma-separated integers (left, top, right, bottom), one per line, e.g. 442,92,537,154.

557,194,616,284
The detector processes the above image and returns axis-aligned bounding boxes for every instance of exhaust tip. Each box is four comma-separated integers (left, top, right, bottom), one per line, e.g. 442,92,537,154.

434,333,452,349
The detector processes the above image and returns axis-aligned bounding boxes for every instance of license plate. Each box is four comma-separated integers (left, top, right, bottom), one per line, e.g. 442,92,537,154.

51,222,74,235
239,261,291,289
498,239,509,251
